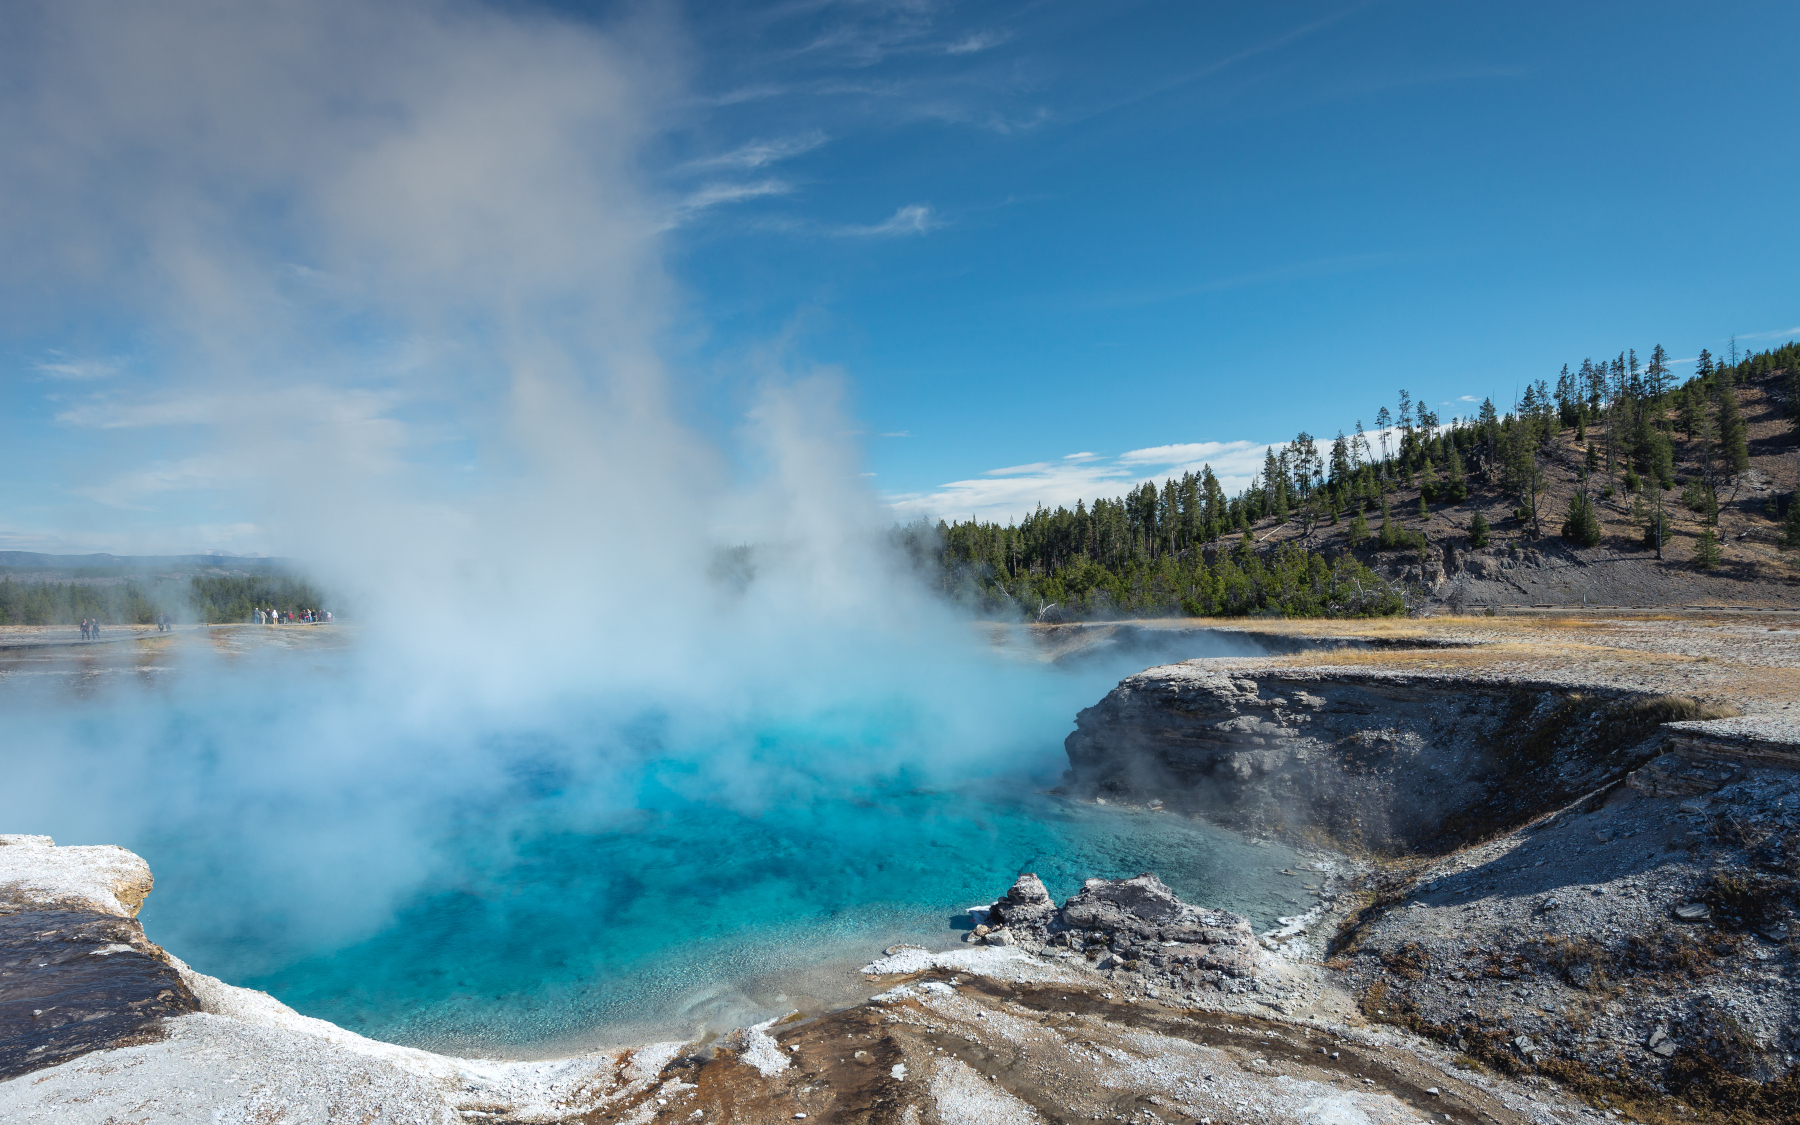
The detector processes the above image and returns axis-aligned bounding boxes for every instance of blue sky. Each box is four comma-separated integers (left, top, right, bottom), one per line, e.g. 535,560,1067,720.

3,1,1798,553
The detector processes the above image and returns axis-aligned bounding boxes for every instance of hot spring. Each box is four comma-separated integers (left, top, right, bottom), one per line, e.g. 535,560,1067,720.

3,625,1312,1057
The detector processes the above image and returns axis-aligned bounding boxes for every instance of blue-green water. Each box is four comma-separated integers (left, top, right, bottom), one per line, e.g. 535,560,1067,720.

5,626,1308,1056
231,783,1305,1054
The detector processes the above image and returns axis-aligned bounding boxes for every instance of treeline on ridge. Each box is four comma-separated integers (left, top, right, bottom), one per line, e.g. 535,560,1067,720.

0,574,331,626
903,340,1800,619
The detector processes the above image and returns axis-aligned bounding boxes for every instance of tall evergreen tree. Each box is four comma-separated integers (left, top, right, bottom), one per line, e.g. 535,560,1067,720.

1780,497,1800,552
1693,527,1722,570
1716,381,1750,478
1647,344,1671,397
1445,445,1469,502
1561,492,1601,548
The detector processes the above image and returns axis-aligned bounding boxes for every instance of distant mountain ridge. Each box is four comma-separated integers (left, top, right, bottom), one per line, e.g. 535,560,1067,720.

0,552,291,570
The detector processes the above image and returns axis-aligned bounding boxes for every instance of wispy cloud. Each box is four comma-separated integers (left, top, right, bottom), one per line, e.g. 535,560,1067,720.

33,357,118,380
55,394,223,429
1740,325,1800,340
1072,5,1366,123
945,30,1011,55
837,203,936,237
72,456,229,510
680,179,793,212
1457,394,1479,402
685,131,828,171
1116,440,1263,467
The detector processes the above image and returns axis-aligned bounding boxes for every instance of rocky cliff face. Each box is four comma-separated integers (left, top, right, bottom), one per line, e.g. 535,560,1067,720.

1061,664,1710,853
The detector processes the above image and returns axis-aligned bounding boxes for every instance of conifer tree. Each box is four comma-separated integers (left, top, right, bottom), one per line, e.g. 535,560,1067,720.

1561,493,1601,548
1647,344,1671,398
1693,527,1722,570
1716,381,1750,479
1780,498,1800,552
1470,510,1490,548
1445,446,1468,502
1347,509,1369,548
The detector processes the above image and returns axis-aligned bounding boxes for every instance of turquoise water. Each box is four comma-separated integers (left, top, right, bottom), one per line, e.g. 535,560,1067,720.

6,627,1309,1056
233,782,1306,1054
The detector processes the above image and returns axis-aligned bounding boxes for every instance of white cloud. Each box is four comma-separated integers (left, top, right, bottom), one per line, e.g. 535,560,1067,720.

685,131,827,170
1457,394,1478,402
34,357,118,380
679,179,792,212
55,394,223,429
837,204,935,237
1739,325,1800,340
1116,440,1261,466
888,438,1280,524
946,30,1011,55
888,459,1134,523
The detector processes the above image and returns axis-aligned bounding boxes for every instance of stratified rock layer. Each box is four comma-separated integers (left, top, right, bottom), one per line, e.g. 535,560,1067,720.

1062,665,1704,852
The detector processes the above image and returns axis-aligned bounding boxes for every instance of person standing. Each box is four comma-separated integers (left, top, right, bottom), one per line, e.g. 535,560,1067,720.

80,618,89,640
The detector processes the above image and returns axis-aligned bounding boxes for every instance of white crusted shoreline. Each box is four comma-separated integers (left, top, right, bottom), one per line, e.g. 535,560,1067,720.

0,836,685,1124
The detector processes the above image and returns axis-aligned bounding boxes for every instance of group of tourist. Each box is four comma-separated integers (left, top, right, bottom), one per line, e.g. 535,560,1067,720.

256,608,330,625
79,618,102,639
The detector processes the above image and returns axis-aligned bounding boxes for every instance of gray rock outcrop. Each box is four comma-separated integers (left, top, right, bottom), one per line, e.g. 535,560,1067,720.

976,872,1264,993
1061,664,1696,852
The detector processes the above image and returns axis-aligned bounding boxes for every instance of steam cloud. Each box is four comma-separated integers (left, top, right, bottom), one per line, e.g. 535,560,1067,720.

0,0,1119,989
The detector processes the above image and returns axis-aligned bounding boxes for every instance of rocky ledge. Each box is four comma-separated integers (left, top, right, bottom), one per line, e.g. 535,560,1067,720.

1061,663,1745,852
1061,659,1800,1122
0,834,201,1078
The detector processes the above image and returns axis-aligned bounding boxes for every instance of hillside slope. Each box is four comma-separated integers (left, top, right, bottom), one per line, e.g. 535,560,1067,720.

1255,373,1799,609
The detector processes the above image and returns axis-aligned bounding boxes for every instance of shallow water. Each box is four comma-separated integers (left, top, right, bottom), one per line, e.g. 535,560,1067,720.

7,625,1311,1056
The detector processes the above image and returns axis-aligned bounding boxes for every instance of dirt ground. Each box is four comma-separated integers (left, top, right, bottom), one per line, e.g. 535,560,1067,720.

1029,614,1800,711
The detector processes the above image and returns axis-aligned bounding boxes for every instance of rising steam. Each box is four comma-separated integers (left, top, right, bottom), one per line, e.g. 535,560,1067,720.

0,1,1114,988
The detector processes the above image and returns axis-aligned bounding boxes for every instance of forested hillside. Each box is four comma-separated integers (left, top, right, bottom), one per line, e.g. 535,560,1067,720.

0,574,330,626
906,341,1800,619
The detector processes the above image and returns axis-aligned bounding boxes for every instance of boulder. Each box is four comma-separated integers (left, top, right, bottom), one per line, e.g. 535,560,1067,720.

1056,873,1262,980
983,873,1058,942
